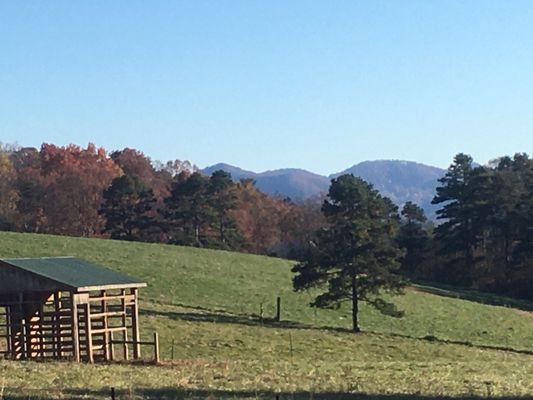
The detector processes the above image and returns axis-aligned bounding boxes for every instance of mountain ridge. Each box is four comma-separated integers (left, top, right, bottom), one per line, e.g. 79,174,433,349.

201,160,446,218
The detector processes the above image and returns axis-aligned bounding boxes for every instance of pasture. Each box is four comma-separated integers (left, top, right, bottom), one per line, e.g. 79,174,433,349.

0,231,531,399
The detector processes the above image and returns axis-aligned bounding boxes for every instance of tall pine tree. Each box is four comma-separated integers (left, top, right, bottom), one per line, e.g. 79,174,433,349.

292,175,405,333
100,174,156,241
432,153,479,285
163,172,213,246
397,201,431,278
208,170,239,248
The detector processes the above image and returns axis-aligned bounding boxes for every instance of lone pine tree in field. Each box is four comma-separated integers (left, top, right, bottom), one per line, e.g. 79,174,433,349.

292,174,405,332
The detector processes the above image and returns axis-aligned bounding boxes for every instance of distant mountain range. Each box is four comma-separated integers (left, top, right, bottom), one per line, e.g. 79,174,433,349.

201,160,446,218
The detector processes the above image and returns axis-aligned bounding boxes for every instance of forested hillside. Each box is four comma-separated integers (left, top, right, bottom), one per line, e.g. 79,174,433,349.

0,143,532,301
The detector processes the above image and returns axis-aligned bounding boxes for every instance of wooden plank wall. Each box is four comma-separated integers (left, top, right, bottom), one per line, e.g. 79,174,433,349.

1,288,155,363
0,306,10,357
2,292,74,360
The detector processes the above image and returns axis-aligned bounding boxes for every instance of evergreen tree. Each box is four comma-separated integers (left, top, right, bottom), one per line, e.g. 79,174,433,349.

208,170,239,248
100,174,156,241
163,172,212,246
397,202,431,278
483,157,523,285
292,174,405,333
511,155,533,298
432,153,479,285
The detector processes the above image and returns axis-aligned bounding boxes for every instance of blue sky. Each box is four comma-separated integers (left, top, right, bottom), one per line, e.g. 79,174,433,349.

1,1,532,175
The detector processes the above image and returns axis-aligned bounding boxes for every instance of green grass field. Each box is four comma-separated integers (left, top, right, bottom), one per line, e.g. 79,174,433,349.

0,231,532,399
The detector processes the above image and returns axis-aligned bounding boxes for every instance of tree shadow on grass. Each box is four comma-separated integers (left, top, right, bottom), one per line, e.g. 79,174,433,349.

4,387,532,400
412,282,533,312
365,329,533,356
141,307,533,356
141,307,308,330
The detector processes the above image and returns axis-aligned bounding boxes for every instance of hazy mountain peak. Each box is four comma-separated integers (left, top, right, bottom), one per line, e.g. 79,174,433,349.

201,160,445,217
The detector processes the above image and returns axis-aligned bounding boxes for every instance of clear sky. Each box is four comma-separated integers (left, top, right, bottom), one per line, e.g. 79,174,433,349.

1,1,532,175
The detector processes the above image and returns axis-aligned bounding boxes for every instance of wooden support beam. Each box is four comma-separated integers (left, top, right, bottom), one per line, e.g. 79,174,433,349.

89,311,126,319
39,303,44,359
91,327,127,334
82,303,94,363
153,332,160,364
70,293,80,363
121,289,129,361
131,288,141,359
6,306,12,356
88,294,135,303
100,290,109,361
53,292,60,358
109,331,115,361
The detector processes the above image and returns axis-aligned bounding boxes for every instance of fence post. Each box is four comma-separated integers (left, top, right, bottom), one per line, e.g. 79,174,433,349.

154,332,160,364
289,332,294,365
108,332,114,361
276,296,281,322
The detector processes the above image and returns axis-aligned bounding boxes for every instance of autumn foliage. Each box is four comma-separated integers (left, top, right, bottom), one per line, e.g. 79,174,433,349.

0,142,317,257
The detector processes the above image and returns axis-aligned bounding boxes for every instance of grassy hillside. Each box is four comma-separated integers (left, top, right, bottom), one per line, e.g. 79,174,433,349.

0,231,532,399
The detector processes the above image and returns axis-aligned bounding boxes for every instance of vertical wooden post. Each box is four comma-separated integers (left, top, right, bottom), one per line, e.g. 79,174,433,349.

153,332,160,364
120,289,129,361
38,303,44,359
276,296,281,322
101,290,109,361
131,288,141,359
53,292,62,358
21,317,27,360
83,303,94,363
17,293,27,360
109,332,115,361
289,332,294,365
71,293,80,363
6,306,12,356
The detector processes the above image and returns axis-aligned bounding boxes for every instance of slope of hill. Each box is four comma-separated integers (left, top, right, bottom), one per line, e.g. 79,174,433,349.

0,231,531,399
202,160,445,216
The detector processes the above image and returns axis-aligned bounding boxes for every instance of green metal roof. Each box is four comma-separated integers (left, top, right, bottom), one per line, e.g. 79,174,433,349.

0,257,146,291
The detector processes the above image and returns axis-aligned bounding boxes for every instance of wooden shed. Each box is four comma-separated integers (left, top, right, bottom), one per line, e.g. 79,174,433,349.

0,256,147,363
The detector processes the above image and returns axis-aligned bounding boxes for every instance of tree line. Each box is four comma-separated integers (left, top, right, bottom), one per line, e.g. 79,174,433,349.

386,152,533,302
293,154,533,331
0,143,531,313
0,143,322,256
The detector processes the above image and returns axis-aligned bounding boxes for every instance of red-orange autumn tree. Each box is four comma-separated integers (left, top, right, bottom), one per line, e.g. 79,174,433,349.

15,143,121,236
230,179,292,254
11,147,48,232
110,148,172,203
